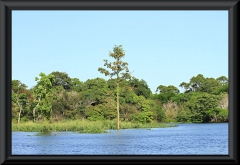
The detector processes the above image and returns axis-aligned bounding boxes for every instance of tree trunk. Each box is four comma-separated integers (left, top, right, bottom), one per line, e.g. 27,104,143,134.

15,97,22,124
17,101,22,124
117,82,120,130
33,97,40,122
33,108,36,122
215,112,218,122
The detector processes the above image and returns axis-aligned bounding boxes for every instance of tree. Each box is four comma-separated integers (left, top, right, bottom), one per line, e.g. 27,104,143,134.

136,96,154,123
206,108,228,122
82,78,109,105
32,72,55,122
216,76,228,85
198,78,221,93
129,77,152,99
71,78,83,92
179,82,191,92
98,45,131,130
185,92,219,122
188,74,205,92
12,80,27,92
180,74,228,94
12,80,33,124
155,85,179,94
51,71,73,90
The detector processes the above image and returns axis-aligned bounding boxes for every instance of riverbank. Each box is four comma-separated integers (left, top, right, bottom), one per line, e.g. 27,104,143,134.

12,120,178,133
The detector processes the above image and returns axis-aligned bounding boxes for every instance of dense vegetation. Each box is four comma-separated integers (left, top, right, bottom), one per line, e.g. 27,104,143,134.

12,45,228,132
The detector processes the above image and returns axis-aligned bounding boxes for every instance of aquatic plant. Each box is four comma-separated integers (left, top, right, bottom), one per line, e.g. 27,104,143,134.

12,119,178,133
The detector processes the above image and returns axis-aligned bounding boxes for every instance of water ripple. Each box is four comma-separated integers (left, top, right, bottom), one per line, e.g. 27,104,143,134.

12,123,228,155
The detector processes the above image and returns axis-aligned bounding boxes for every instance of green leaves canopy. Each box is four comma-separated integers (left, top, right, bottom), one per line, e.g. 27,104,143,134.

98,45,131,80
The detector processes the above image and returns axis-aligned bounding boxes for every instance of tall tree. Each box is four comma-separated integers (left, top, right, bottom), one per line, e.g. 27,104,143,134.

98,45,131,130
12,80,32,124
32,72,55,122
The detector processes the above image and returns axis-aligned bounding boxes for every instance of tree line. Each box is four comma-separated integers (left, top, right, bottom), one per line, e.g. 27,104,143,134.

12,45,228,127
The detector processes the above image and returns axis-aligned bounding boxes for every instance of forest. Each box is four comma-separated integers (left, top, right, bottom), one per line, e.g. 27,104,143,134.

12,46,228,132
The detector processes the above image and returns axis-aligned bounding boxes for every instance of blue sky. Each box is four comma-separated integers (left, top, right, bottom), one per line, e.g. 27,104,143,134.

12,10,228,93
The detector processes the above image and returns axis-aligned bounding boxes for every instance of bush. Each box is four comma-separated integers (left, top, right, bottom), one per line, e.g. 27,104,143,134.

176,108,191,123
205,108,228,122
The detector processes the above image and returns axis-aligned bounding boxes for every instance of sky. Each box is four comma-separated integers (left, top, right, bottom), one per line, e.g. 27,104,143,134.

12,10,228,93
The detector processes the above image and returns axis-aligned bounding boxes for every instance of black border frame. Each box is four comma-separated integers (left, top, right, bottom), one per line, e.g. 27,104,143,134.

0,0,239,164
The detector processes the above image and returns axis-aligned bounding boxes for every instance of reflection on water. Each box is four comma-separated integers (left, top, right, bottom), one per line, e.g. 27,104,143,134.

12,123,228,155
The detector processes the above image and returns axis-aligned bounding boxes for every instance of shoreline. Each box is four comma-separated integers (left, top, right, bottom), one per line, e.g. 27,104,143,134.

12,120,179,133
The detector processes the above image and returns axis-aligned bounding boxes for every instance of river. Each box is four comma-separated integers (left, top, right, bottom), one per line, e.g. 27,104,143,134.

12,123,228,155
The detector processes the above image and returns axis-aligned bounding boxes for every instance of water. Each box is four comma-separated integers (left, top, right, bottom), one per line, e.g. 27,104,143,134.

12,123,228,155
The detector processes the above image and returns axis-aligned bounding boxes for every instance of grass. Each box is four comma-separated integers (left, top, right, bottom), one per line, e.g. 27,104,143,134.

12,119,178,133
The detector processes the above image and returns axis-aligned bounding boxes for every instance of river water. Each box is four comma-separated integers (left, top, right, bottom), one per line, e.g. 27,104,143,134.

12,123,228,155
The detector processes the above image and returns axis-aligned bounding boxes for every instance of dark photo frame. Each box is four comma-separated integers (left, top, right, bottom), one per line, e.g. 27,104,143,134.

0,0,239,164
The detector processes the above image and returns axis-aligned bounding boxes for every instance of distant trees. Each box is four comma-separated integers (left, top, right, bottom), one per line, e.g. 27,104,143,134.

11,46,228,125
152,74,228,123
12,80,33,124
12,72,228,124
179,74,228,94
179,74,205,92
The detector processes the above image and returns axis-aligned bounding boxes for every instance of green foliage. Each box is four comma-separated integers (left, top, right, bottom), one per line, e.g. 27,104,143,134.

205,108,228,122
179,82,190,92
179,74,228,95
98,45,132,130
131,111,154,123
11,80,33,124
33,72,55,121
151,92,176,104
153,100,166,122
71,78,83,92
82,78,108,104
124,90,139,104
155,85,179,94
51,71,73,90
216,76,228,85
129,96,155,123
218,109,228,122
176,108,191,122
199,78,221,93
12,68,228,125
185,92,220,122
129,77,152,99
170,93,192,104
213,84,228,95
85,105,102,121
98,45,131,80
12,80,28,92
189,74,205,91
